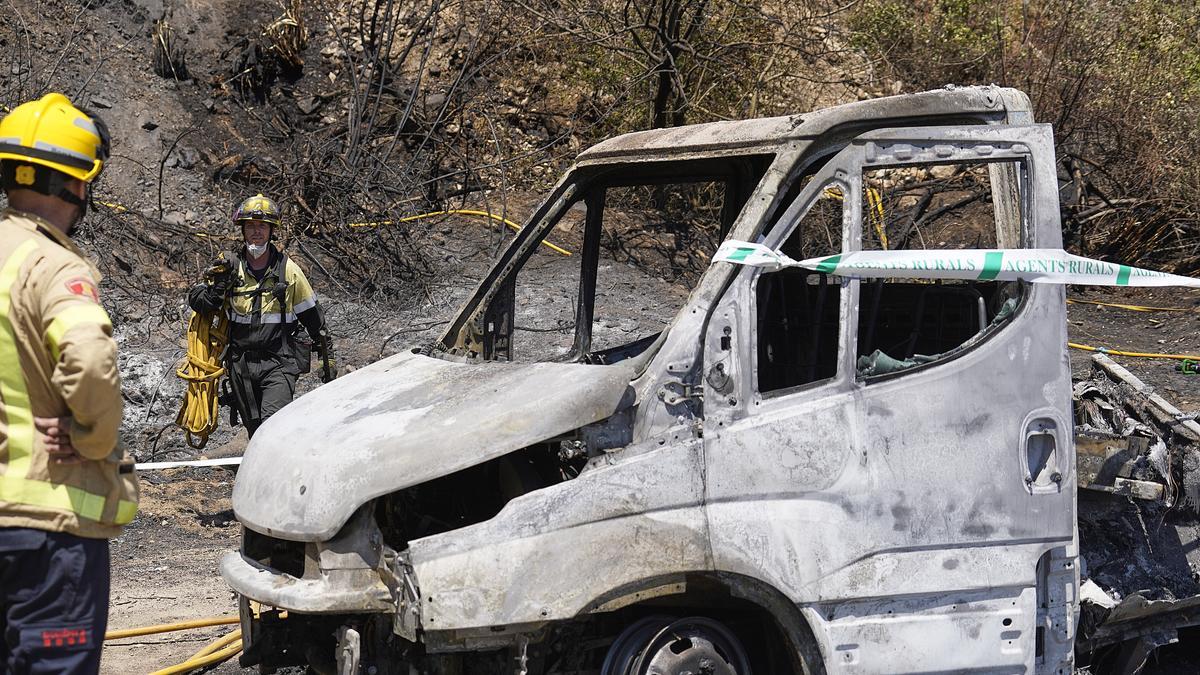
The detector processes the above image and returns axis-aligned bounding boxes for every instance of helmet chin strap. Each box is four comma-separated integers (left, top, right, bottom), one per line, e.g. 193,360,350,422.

58,177,88,235
67,186,92,236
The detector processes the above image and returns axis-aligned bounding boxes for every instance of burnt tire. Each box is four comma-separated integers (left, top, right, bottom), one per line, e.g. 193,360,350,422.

603,616,752,675
601,616,674,675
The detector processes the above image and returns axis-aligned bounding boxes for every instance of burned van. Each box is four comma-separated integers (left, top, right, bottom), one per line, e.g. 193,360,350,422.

222,85,1078,674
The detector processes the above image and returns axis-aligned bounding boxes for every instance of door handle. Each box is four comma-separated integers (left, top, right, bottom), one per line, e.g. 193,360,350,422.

1023,415,1063,494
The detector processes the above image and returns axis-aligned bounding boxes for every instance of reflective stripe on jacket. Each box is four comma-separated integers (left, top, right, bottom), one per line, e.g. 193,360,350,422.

0,209,139,539
224,248,318,352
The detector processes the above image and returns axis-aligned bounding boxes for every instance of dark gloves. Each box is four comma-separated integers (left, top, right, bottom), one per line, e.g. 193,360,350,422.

203,258,235,296
188,258,236,314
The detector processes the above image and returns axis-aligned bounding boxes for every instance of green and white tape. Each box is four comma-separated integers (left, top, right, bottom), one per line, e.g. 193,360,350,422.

714,241,1200,288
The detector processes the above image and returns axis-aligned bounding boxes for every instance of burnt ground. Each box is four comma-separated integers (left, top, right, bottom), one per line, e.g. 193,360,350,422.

1066,287,1200,673
1066,286,1200,402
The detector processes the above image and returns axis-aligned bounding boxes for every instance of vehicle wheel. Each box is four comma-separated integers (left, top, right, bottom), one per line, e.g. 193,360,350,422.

601,616,674,675
603,616,752,675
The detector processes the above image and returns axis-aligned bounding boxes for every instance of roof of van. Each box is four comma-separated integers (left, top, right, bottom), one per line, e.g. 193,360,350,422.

576,85,1031,162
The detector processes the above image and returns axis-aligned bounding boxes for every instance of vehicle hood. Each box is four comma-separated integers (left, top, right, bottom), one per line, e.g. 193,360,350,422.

232,351,636,541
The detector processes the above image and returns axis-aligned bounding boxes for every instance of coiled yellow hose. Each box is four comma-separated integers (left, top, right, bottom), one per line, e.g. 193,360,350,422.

175,310,229,449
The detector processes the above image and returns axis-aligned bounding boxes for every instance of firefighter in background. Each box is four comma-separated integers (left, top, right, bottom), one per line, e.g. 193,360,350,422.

0,93,139,673
187,194,336,438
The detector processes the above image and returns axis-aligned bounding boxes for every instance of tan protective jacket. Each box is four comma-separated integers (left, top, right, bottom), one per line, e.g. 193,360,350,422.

0,208,138,539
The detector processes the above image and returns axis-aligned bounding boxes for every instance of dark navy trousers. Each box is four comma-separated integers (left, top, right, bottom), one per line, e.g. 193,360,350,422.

0,527,109,674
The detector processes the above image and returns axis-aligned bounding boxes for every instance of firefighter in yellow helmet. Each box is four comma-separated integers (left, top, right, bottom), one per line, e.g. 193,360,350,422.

187,194,336,438
0,93,138,673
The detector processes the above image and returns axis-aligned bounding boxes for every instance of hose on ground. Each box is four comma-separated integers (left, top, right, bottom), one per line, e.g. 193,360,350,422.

174,309,229,449
106,617,249,674
104,615,240,640
148,634,242,667
1067,296,1200,360
1067,298,1194,312
186,624,242,658
188,628,242,659
349,208,572,256
108,611,289,674
1068,342,1200,361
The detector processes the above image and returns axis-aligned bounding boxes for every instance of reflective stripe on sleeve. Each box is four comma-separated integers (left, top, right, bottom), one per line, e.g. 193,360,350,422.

116,498,138,523
292,296,316,314
0,240,40,475
44,302,112,362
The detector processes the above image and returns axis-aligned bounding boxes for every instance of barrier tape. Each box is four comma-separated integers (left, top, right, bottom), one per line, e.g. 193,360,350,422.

134,457,242,471
714,241,1200,288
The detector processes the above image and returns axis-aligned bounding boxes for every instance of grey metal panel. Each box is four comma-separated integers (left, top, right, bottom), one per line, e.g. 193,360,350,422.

408,440,711,634
233,351,635,541
578,85,1016,161
220,551,393,613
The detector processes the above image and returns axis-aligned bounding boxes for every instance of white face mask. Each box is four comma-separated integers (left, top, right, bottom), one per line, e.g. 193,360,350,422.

246,242,269,258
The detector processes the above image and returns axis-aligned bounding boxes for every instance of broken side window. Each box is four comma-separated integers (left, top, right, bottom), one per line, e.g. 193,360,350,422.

756,177,844,395
855,160,1026,379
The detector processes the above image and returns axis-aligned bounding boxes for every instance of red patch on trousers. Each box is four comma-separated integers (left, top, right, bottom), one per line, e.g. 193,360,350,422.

40,627,90,647
64,277,100,303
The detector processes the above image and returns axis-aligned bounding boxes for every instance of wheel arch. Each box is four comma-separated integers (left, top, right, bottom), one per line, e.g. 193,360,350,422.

576,571,827,675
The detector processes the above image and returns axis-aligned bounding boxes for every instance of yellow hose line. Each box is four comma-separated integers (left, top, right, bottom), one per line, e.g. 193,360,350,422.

174,309,229,449
96,200,127,213
350,209,572,256
822,187,888,250
865,187,888,250
105,615,240,640
1068,342,1200,361
187,629,242,660
97,202,568,253
1067,298,1194,312
150,641,242,675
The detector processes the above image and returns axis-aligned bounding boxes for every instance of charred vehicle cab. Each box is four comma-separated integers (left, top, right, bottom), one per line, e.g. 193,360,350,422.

222,86,1078,674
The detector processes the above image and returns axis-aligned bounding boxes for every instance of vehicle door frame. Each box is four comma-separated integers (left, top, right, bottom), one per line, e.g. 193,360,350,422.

700,123,1077,671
